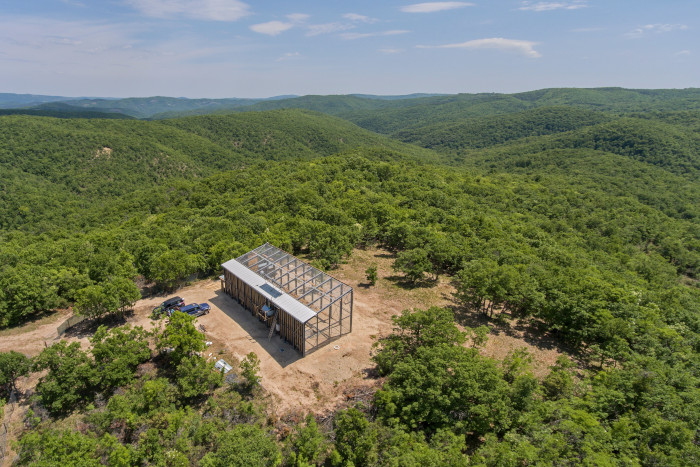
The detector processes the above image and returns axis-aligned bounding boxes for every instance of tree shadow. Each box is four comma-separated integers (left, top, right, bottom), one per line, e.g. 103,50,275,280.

445,290,578,358
63,310,135,339
361,365,381,379
373,251,397,259
0,309,63,334
385,274,438,290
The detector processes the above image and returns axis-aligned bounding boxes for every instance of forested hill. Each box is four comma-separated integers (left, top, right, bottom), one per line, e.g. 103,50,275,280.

339,87,700,134
0,92,69,108
5,87,700,121
199,87,700,134
0,106,135,120
36,96,268,119
0,110,437,231
392,106,613,150
1,91,699,465
157,110,439,162
394,108,700,175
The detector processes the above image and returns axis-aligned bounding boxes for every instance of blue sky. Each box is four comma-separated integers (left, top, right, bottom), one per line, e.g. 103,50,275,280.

1,1,698,97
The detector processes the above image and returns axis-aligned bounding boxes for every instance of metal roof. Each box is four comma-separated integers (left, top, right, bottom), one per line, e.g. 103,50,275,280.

222,258,319,323
222,243,352,325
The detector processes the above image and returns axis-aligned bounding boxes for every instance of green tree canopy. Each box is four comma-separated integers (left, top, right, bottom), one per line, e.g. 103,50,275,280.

33,341,98,415
175,355,223,399
0,350,32,395
200,424,281,467
157,311,206,365
373,307,465,375
90,324,151,393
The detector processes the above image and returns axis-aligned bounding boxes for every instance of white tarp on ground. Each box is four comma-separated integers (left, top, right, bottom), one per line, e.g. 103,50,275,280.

214,359,233,374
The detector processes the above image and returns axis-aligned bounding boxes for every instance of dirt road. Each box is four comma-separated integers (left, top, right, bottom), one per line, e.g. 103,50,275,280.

1,248,563,415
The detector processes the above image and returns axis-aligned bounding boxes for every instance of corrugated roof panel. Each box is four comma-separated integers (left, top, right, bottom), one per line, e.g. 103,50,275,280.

222,259,318,323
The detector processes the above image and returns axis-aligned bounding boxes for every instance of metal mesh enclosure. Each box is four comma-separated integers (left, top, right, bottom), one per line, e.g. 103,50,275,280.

222,243,353,355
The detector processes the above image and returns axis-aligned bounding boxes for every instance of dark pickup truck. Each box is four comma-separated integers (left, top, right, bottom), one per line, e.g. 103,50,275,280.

152,296,185,318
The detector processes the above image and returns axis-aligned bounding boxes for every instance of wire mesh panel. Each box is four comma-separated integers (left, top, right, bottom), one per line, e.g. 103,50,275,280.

236,243,353,320
231,243,354,355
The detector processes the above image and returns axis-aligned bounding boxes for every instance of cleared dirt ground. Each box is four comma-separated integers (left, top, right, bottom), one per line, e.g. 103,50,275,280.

1,248,565,417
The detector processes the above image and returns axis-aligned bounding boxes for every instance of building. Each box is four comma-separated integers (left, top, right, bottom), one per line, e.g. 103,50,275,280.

221,243,353,355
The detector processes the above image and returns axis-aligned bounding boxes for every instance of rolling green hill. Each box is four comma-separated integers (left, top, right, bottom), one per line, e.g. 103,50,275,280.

340,88,700,134
54,96,268,119
149,94,407,119
158,109,440,162
392,106,612,150
7,88,700,125
0,105,135,120
514,87,700,110
0,109,438,232
452,117,700,177
1,90,700,465
0,92,70,108
147,87,700,137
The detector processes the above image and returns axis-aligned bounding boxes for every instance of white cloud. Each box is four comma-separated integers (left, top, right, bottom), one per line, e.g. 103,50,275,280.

250,20,294,36
341,30,410,40
418,37,542,58
277,51,301,61
626,23,688,38
250,13,308,36
286,13,309,22
306,22,355,37
673,50,691,56
305,13,381,37
519,1,588,12
343,13,378,23
401,2,474,13
124,0,251,21
0,15,260,96
378,48,404,54
0,17,186,68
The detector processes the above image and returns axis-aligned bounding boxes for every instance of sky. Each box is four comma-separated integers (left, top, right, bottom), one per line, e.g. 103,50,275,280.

1,1,698,98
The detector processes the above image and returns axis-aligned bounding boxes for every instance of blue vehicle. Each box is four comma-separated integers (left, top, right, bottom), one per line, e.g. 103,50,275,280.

179,303,211,317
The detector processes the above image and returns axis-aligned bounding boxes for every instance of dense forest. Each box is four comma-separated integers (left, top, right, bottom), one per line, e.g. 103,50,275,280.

1,88,699,465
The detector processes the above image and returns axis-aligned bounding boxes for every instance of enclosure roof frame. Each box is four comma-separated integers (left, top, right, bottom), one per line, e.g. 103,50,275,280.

222,243,353,324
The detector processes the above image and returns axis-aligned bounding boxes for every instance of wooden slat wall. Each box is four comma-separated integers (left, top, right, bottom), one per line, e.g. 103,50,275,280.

222,269,306,354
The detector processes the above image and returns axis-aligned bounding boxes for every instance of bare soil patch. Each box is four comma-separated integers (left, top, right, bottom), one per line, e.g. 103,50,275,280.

1,247,566,420
0,311,74,356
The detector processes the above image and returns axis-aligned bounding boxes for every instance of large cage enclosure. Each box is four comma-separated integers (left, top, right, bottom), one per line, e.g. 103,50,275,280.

221,243,353,355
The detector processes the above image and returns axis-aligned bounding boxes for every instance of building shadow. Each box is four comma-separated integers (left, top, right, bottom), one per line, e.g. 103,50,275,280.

209,290,302,368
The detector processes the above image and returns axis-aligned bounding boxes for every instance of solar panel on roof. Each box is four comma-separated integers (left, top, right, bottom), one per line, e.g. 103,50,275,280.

260,283,282,298
223,243,352,325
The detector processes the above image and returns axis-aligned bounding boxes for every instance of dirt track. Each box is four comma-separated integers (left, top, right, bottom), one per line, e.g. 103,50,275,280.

0,248,563,416
0,311,76,356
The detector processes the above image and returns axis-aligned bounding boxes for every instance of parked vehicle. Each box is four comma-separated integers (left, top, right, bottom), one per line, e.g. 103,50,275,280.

151,296,185,318
179,303,211,317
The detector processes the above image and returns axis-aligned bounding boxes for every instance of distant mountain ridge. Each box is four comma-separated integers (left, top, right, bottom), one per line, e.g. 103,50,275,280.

0,93,299,119
2,88,699,121
0,92,84,109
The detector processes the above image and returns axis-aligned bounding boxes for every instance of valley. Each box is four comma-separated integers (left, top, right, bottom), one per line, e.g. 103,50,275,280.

0,88,698,465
